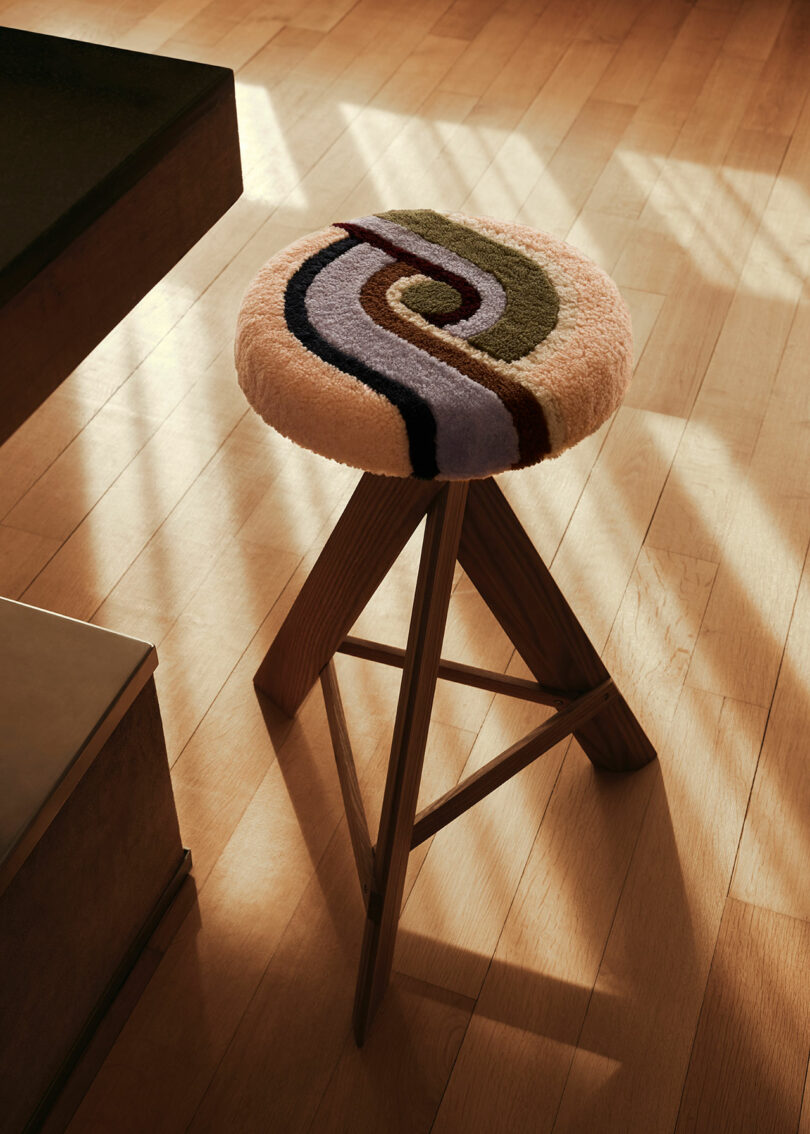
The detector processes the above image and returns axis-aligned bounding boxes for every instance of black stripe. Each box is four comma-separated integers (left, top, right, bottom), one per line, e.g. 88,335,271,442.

284,236,439,480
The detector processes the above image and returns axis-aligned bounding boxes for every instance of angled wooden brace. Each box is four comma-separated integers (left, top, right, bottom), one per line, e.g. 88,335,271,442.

253,472,656,1043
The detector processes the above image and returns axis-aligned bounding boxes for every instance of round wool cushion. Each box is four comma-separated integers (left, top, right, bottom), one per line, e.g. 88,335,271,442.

235,210,633,480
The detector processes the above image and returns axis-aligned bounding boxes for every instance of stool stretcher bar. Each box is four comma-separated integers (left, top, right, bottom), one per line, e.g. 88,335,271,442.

337,635,573,708
410,677,617,847
253,471,656,1044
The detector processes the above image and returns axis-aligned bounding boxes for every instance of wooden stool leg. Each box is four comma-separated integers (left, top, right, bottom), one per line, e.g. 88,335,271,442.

254,473,442,715
352,481,468,1045
458,477,656,772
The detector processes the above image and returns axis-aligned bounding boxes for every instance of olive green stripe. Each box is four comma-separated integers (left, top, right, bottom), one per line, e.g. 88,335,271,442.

401,279,462,317
378,209,559,363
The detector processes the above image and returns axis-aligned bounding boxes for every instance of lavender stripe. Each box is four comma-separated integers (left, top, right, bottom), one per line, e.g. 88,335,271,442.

352,215,506,338
305,243,519,479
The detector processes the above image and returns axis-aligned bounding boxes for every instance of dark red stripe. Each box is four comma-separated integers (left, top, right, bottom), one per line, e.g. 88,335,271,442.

336,220,480,326
360,261,551,468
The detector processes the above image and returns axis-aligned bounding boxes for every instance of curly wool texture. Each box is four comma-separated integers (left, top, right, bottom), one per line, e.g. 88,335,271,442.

235,212,633,479
235,227,412,476
449,214,633,454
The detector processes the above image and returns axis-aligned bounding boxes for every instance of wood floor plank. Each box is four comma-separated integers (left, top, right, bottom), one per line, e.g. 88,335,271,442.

429,534,720,1133
154,474,360,881
432,0,494,43
583,119,681,222
160,16,285,70
513,41,621,235
565,210,637,277
550,692,767,1134
395,656,566,1001
623,71,774,417
599,546,716,747
432,728,656,1134
337,87,477,219
548,405,683,649
620,284,665,362
723,0,791,63
644,129,795,563
181,708,478,1132
438,5,540,99
19,390,245,621
112,0,213,53
497,422,610,566
0,388,99,519
685,287,810,707
675,899,810,1134
730,540,810,921
288,0,360,34
308,974,473,1134
65,697,349,1134
801,1062,810,1134
1,1,809,1130
517,94,635,236
0,524,61,599
273,30,469,225
579,0,646,49
591,4,688,107
4,403,164,542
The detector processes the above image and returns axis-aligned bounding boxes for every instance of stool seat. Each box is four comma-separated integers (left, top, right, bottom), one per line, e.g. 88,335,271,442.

235,210,633,480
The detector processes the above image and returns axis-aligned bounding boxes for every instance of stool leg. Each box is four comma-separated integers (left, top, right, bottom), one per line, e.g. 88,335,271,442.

254,473,442,716
458,477,656,772
353,481,468,1045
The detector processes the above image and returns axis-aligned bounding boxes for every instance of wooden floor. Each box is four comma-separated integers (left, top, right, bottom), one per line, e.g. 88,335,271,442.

3,0,810,1129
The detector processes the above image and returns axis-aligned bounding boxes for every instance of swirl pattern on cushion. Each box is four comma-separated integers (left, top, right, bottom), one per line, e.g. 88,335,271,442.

235,210,634,480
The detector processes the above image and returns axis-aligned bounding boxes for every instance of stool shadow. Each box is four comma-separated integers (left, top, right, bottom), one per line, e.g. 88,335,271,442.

253,676,706,1120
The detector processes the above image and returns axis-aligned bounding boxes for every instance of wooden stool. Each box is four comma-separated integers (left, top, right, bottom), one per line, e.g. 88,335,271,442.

235,210,656,1044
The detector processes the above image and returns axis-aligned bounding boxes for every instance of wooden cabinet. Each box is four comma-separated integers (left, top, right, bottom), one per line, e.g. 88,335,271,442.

0,599,189,1134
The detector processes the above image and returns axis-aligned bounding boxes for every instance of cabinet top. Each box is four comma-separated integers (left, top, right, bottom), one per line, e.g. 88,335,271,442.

0,26,234,305
0,598,156,894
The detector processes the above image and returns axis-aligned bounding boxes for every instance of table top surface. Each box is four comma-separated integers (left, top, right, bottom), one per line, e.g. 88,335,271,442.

0,598,156,889
0,26,233,307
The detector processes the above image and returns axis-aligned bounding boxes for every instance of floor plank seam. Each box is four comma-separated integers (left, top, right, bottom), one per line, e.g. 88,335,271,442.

670,897,726,1134
548,751,659,1133
724,535,810,906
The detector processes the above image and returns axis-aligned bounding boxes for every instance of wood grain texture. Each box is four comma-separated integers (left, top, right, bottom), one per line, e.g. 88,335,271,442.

0,676,184,1134
0,387,98,519
0,0,807,1129
730,540,810,921
675,899,810,1134
396,652,568,1002
182,708,477,1134
545,404,684,642
0,524,60,598
253,473,441,716
338,635,572,707
600,545,716,749
552,692,767,1134
459,474,657,773
801,1061,810,1134
410,680,617,847
429,535,722,1126
685,281,810,708
354,482,468,1042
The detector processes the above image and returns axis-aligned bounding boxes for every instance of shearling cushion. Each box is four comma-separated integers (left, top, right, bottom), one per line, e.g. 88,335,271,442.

235,210,633,480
